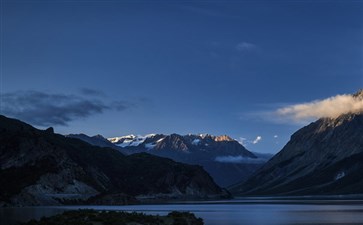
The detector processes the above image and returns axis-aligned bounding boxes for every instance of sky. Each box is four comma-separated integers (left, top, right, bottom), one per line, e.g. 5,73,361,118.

1,0,362,153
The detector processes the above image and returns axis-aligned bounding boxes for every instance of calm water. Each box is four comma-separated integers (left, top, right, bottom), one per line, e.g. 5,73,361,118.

2,198,363,225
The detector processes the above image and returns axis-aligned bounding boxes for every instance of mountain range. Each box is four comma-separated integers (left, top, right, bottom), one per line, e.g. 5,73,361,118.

0,115,228,206
2,90,363,206
68,133,271,187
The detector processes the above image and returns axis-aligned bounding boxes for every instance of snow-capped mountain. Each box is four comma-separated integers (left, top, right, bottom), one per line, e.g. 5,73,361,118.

69,133,270,187
108,134,157,148
108,133,254,156
105,133,267,187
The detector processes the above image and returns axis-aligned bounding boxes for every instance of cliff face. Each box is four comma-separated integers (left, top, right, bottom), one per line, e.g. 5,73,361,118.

0,115,227,206
231,112,363,195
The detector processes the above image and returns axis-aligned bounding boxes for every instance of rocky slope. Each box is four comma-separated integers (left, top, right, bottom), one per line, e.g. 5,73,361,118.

99,133,266,187
0,115,228,206
66,133,122,149
231,111,363,195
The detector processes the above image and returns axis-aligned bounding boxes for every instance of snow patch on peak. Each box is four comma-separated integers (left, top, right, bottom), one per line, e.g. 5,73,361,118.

192,139,201,145
335,171,345,180
145,142,156,150
108,135,136,143
145,134,157,138
108,134,157,148
199,133,211,139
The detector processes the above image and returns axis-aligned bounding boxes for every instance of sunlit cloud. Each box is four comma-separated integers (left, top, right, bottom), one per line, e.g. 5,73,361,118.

276,92,363,123
242,91,363,125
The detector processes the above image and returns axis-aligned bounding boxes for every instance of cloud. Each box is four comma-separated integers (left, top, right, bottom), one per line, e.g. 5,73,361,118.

112,100,133,111
238,137,248,146
236,42,256,51
238,136,262,146
1,91,131,126
252,136,262,144
276,93,363,123
79,88,105,97
273,135,279,144
215,155,267,164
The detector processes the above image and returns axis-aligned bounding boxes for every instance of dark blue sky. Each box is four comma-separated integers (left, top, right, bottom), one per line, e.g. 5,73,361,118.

1,0,362,153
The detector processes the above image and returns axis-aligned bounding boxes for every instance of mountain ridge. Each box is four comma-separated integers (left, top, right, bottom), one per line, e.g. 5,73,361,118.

71,132,267,187
0,115,228,206
231,111,363,195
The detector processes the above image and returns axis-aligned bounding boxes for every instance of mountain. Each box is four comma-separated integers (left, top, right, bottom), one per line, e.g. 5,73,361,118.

109,133,256,159
231,110,363,195
66,133,122,149
0,115,228,206
106,133,267,187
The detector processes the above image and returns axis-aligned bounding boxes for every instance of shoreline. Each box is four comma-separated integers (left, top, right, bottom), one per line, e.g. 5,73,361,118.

4,195,363,209
3,198,363,225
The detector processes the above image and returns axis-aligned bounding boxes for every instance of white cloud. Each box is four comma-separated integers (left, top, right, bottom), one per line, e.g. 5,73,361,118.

274,135,278,138
252,136,262,144
239,136,262,146
236,42,256,51
238,137,248,146
276,93,363,123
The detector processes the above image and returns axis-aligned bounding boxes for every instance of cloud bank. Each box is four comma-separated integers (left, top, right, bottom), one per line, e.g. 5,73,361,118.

2,90,131,126
276,93,363,123
215,155,267,164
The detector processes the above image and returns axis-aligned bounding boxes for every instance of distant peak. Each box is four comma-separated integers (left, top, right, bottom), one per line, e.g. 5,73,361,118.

45,127,54,134
145,134,157,138
107,134,159,148
93,134,106,139
198,133,213,139
214,135,234,142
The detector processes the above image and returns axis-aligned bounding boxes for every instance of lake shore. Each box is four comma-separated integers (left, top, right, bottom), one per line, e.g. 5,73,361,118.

3,198,363,225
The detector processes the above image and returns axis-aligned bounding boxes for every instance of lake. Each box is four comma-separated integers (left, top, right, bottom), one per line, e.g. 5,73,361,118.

2,198,363,225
